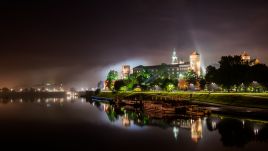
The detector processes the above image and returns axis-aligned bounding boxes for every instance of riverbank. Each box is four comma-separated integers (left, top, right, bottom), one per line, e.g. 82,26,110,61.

95,91,268,109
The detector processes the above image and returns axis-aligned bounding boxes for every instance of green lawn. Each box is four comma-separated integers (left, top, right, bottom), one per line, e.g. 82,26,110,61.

97,91,268,109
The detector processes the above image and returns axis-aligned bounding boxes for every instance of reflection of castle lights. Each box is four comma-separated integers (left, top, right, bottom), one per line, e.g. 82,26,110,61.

173,127,179,140
66,91,78,101
66,91,78,96
212,121,217,130
122,113,131,127
254,128,259,135
191,118,202,143
81,98,85,103
103,104,109,112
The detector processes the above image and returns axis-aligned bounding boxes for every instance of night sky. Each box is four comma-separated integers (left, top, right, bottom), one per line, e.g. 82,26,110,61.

1,0,268,89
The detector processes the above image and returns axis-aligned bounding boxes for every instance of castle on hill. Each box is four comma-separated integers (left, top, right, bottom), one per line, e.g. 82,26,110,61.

133,49,201,79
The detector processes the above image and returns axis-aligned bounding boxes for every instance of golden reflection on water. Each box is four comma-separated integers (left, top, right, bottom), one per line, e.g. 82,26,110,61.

101,103,205,142
122,113,131,127
191,118,202,143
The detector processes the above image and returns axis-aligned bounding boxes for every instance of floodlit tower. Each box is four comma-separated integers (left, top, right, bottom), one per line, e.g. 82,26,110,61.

190,51,201,76
254,58,260,64
171,48,179,64
121,65,130,79
241,51,251,62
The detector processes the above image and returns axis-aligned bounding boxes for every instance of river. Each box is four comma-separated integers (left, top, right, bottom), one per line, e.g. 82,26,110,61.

0,97,267,151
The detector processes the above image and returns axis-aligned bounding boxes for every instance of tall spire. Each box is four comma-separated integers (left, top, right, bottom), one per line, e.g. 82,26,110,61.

171,48,178,64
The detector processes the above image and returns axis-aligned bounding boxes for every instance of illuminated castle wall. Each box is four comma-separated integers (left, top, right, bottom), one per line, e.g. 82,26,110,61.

133,49,202,78
241,51,251,62
241,51,260,66
190,51,201,76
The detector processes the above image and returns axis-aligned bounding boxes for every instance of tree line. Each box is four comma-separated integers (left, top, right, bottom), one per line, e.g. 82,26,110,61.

205,55,268,92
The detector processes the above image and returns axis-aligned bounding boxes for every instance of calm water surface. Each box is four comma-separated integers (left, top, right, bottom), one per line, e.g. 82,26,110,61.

0,97,268,151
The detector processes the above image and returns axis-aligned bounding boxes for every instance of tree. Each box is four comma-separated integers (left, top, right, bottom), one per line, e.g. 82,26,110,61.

114,80,125,91
106,70,118,81
199,78,206,90
205,65,218,84
1,87,10,93
133,68,152,90
218,56,239,91
125,74,138,90
183,70,198,85
161,78,178,91
178,79,188,90
106,70,119,90
166,83,175,92
157,63,169,79
250,64,268,89
205,55,268,92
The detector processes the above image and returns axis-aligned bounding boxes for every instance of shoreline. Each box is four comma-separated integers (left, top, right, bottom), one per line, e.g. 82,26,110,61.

86,91,268,120
93,91,268,108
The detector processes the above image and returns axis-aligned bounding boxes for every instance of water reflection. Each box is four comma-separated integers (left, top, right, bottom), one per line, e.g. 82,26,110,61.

0,97,268,149
93,102,268,146
207,117,268,147
0,96,78,107
95,102,204,142
191,118,202,142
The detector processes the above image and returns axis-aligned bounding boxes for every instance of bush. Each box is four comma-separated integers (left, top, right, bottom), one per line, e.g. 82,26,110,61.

120,86,127,91
133,87,142,92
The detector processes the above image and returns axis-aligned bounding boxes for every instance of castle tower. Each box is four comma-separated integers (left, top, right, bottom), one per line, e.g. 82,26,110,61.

241,51,251,62
254,58,260,64
171,48,178,64
121,65,130,79
190,51,201,76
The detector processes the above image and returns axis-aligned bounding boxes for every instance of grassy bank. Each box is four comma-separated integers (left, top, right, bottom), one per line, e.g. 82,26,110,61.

97,91,268,109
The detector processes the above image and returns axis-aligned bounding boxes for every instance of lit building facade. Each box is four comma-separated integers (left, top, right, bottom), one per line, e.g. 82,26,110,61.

241,51,260,66
133,50,201,78
241,51,251,62
133,63,190,79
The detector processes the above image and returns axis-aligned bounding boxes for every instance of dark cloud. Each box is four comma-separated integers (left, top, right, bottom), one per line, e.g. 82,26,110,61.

1,0,268,88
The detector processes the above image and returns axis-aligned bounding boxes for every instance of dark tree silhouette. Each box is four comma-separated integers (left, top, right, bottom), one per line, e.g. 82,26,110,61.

205,55,268,92
114,80,125,91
